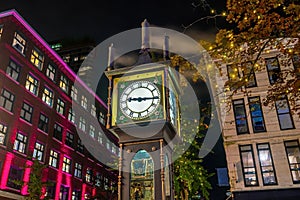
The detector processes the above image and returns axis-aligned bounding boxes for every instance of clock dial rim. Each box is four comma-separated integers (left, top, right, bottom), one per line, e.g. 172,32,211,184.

119,80,161,120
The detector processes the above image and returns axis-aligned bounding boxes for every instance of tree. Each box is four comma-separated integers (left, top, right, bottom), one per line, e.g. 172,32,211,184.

14,158,51,200
199,0,300,115
170,55,213,200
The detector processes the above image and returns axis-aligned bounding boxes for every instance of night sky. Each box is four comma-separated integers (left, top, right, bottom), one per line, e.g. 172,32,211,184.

0,0,226,44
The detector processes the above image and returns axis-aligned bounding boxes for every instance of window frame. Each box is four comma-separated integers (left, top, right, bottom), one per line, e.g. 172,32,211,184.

239,144,259,187
13,132,27,154
49,149,59,168
0,88,15,112
33,141,45,161
6,59,21,82
25,73,39,96
233,99,249,134
20,102,34,123
30,48,44,70
248,96,266,133
65,131,74,148
74,162,82,179
67,108,75,123
62,156,72,173
275,95,295,130
38,113,49,133
12,32,26,54
256,143,277,185
242,61,257,88
46,63,56,81
59,74,70,94
0,122,8,145
265,57,282,85
56,98,65,115
284,140,300,184
42,86,54,107
53,123,63,141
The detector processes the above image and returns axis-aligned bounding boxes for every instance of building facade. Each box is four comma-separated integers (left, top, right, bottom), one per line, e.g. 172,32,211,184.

221,45,300,199
0,10,118,200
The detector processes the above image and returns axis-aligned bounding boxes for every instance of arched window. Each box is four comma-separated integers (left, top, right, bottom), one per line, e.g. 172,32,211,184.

130,150,154,200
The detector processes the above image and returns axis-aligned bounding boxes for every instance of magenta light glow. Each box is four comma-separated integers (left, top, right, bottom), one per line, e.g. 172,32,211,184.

81,183,87,200
0,152,14,189
21,160,33,195
0,10,107,109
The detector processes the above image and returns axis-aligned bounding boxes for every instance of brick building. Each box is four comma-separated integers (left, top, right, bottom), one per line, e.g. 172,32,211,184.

0,9,118,200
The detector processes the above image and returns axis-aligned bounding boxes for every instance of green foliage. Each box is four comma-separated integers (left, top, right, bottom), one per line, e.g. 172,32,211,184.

13,159,51,200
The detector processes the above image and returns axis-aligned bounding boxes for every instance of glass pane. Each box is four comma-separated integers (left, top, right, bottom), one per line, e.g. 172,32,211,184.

259,150,272,166
130,150,154,200
241,152,254,167
278,114,294,129
262,172,276,185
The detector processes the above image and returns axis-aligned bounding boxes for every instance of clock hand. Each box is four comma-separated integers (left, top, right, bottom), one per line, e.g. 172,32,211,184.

128,96,159,102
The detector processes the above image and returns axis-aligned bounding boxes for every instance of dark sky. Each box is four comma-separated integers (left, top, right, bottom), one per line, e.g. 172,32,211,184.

0,0,226,44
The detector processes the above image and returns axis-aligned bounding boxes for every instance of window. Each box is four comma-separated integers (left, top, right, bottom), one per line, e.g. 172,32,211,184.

99,111,105,125
284,140,300,183
13,132,27,154
97,132,103,144
6,59,21,81
233,99,249,134
94,172,102,187
72,189,81,200
53,123,63,141
77,139,84,153
227,64,240,90
81,95,88,109
68,108,75,123
242,61,256,87
20,102,33,123
266,57,281,84
7,166,23,190
249,97,266,132
89,125,95,138
0,89,15,112
71,86,78,101
42,87,54,107
62,156,71,173
65,132,74,148
292,54,300,78
239,145,258,186
79,117,86,132
33,142,45,161
56,98,65,115
30,48,44,70
275,96,294,130
59,74,69,94
106,141,110,151
0,123,8,145
38,113,49,133
12,32,26,54
74,163,82,179
91,104,96,117
25,74,39,96
85,168,93,183
46,182,56,199
257,143,277,185
49,150,59,168
46,64,56,81
60,185,69,200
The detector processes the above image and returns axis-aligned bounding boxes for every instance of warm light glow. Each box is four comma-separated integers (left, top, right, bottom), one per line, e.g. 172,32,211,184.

211,9,215,14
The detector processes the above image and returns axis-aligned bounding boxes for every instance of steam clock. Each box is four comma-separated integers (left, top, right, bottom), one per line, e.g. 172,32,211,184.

105,20,181,200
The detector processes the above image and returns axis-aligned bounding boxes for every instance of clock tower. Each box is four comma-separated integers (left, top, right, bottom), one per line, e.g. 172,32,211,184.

105,19,181,200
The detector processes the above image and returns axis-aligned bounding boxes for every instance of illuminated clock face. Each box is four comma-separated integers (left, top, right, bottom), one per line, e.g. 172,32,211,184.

119,80,161,120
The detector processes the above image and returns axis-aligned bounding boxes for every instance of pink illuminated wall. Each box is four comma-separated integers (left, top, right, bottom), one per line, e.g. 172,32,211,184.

0,152,14,189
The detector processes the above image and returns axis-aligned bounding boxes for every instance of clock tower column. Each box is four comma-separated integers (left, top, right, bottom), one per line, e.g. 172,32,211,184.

105,20,181,200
